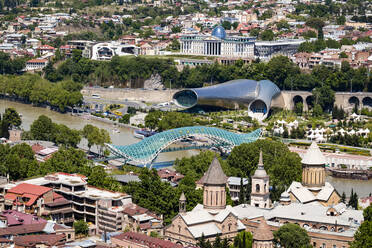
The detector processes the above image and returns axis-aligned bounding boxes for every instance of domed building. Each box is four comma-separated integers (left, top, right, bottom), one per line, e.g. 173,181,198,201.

285,142,340,206
211,26,227,40
252,220,274,248
164,157,245,246
180,25,255,57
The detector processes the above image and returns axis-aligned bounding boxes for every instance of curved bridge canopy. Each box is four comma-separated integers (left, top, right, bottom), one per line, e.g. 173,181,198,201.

106,126,261,165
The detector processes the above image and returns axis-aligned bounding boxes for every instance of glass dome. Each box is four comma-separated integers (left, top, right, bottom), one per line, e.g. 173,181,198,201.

212,26,226,39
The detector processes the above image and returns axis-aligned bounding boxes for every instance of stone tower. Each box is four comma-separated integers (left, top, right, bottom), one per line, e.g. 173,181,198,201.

252,219,274,248
179,192,186,214
251,151,271,209
203,157,227,210
302,141,326,188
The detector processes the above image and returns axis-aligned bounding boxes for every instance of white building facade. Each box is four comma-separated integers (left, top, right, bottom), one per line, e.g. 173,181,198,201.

180,26,256,58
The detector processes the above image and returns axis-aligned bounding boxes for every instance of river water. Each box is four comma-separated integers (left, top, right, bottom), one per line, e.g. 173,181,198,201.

0,100,198,163
1,100,371,197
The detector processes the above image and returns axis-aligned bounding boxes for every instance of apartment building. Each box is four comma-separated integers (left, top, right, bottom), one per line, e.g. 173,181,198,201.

0,183,73,226
0,173,163,235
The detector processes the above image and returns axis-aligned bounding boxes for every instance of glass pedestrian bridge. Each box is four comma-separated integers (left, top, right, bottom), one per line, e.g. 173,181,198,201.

106,126,261,166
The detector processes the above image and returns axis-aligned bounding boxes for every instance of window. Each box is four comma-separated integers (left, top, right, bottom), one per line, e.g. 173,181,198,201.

256,184,260,193
322,243,326,248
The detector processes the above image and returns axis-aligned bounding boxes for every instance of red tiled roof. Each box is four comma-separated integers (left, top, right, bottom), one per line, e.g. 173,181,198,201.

8,183,51,196
13,233,65,247
0,210,47,226
37,44,55,50
0,223,47,236
0,238,12,243
27,59,48,63
123,203,148,216
113,232,181,248
4,193,17,201
31,144,45,153
21,193,39,206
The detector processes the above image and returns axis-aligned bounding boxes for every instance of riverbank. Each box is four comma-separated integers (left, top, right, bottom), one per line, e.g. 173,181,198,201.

327,168,372,180
80,113,138,130
81,87,178,103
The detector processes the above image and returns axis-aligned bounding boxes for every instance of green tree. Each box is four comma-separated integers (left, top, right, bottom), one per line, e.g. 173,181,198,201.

38,147,91,176
339,52,348,58
88,166,121,191
312,104,323,117
260,30,274,41
336,16,346,25
119,114,131,124
145,111,162,131
169,39,180,51
3,108,21,128
226,140,302,201
295,102,303,116
233,231,253,248
239,178,246,204
274,223,311,248
350,221,372,248
312,85,335,112
341,192,346,203
53,124,81,147
30,115,55,141
250,29,260,37
266,56,300,90
73,220,89,236
363,204,372,222
221,21,231,30
171,26,181,33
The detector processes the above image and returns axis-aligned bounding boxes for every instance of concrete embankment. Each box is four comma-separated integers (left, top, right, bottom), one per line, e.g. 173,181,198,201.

81,87,178,103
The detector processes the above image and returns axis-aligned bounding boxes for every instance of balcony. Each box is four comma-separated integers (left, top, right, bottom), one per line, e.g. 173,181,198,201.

45,206,73,214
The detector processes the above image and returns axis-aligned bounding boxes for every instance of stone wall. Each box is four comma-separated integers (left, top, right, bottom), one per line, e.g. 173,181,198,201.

81,87,178,103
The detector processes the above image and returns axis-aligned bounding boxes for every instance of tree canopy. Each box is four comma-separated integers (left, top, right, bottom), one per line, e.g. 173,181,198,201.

273,223,312,248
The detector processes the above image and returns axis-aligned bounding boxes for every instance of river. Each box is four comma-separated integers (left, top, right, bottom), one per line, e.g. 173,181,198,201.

0,99,199,163
1,100,371,197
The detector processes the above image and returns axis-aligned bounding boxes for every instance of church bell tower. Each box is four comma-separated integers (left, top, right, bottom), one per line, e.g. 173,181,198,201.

251,151,271,209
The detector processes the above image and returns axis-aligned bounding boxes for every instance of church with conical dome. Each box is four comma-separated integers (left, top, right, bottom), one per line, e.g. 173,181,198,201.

164,157,245,246
286,141,341,206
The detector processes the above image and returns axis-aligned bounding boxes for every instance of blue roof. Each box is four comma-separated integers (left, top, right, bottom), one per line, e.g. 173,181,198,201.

212,26,226,39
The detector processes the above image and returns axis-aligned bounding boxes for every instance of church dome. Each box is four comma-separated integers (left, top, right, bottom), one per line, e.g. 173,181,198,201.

301,141,326,165
212,26,226,39
253,219,274,241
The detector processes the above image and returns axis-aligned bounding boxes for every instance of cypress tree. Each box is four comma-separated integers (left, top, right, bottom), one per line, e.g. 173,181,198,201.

348,189,354,207
341,192,346,203
239,177,246,204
